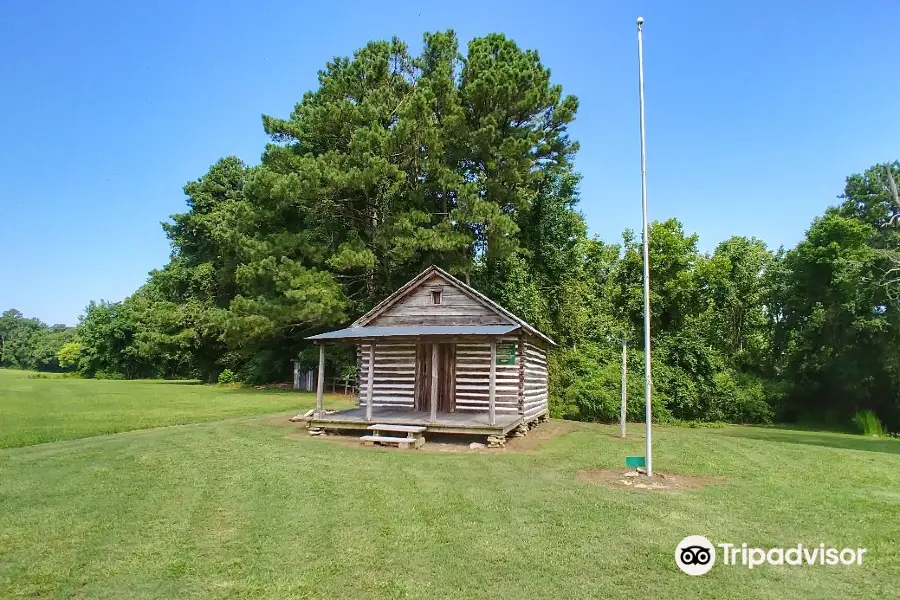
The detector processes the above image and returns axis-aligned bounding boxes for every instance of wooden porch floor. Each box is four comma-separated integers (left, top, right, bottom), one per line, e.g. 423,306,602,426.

308,407,523,436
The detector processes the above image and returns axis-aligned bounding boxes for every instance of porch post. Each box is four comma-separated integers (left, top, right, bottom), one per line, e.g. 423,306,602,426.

315,344,325,417
365,342,375,422
430,343,439,423
489,340,497,426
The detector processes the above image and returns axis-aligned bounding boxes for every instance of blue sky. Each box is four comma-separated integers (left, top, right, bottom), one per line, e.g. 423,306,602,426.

2,1,898,325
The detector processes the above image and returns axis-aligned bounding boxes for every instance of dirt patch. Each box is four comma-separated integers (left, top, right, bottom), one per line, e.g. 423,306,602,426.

503,419,579,452
283,418,578,453
257,412,305,429
417,420,576,452
576,468,722,492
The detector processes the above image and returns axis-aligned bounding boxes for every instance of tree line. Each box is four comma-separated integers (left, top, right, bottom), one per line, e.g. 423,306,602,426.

3,31,899,432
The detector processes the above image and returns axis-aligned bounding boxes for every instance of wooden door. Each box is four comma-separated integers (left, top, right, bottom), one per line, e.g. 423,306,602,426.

437,343,456,413
414,344,430,411
415,343,456,412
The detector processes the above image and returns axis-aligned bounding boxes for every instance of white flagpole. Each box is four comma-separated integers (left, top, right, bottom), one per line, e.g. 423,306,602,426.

637,16,653,477
620,338,627,438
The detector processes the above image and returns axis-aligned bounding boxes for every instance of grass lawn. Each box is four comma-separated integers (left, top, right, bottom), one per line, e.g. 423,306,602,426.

0,369,349,448
1,371,898,598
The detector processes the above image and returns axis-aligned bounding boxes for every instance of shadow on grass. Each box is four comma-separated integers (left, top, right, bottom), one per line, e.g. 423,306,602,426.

717,427,900,455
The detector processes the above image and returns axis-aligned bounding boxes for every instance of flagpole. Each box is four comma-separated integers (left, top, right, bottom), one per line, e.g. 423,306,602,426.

620,337,627,438
637,16,653,477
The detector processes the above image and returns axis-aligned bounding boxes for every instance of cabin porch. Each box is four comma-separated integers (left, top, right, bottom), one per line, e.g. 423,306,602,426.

307,405,528,436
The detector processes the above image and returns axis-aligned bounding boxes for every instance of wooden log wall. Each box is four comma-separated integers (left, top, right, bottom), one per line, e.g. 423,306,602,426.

522,340,549,419
455,337,520,413
354,337,548,416
369,274,512,327
357,343,416,408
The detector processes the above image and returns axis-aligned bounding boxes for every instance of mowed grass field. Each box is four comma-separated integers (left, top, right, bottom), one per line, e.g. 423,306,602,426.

1,369,898,599
0,369,350,448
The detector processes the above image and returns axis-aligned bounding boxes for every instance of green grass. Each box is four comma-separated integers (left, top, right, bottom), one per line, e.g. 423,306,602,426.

852,409,887,437
0,371,898,598
0,368,347,448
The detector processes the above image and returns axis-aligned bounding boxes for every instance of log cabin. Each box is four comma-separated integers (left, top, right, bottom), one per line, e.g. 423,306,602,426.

304,265,553,447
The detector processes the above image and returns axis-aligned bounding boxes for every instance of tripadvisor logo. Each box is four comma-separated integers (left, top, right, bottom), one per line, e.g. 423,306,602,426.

675,535,716,575
675,536,867,575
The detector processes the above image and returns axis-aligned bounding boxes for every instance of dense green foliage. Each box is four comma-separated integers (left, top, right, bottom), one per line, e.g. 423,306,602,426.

4,31,900,431
0,310,75,373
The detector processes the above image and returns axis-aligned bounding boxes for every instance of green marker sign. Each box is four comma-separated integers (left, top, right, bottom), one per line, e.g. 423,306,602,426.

625,456,646,468
496,344,516,365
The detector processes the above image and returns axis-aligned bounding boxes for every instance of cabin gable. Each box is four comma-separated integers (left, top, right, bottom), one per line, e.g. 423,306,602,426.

366,274,514,327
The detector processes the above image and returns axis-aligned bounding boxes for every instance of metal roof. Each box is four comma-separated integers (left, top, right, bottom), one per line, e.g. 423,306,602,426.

306,324,519,341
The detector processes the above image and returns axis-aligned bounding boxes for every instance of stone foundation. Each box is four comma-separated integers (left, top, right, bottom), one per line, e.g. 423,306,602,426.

487,434,506,448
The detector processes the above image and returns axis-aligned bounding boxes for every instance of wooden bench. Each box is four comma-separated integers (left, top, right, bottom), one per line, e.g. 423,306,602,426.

360,424,427,449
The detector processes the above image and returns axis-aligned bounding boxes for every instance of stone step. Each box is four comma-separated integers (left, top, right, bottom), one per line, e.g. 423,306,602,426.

360,435,417,443
359,434,426,449
367,424,427,433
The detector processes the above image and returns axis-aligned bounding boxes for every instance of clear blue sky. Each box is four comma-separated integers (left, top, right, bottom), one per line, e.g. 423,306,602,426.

2,1,898,325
